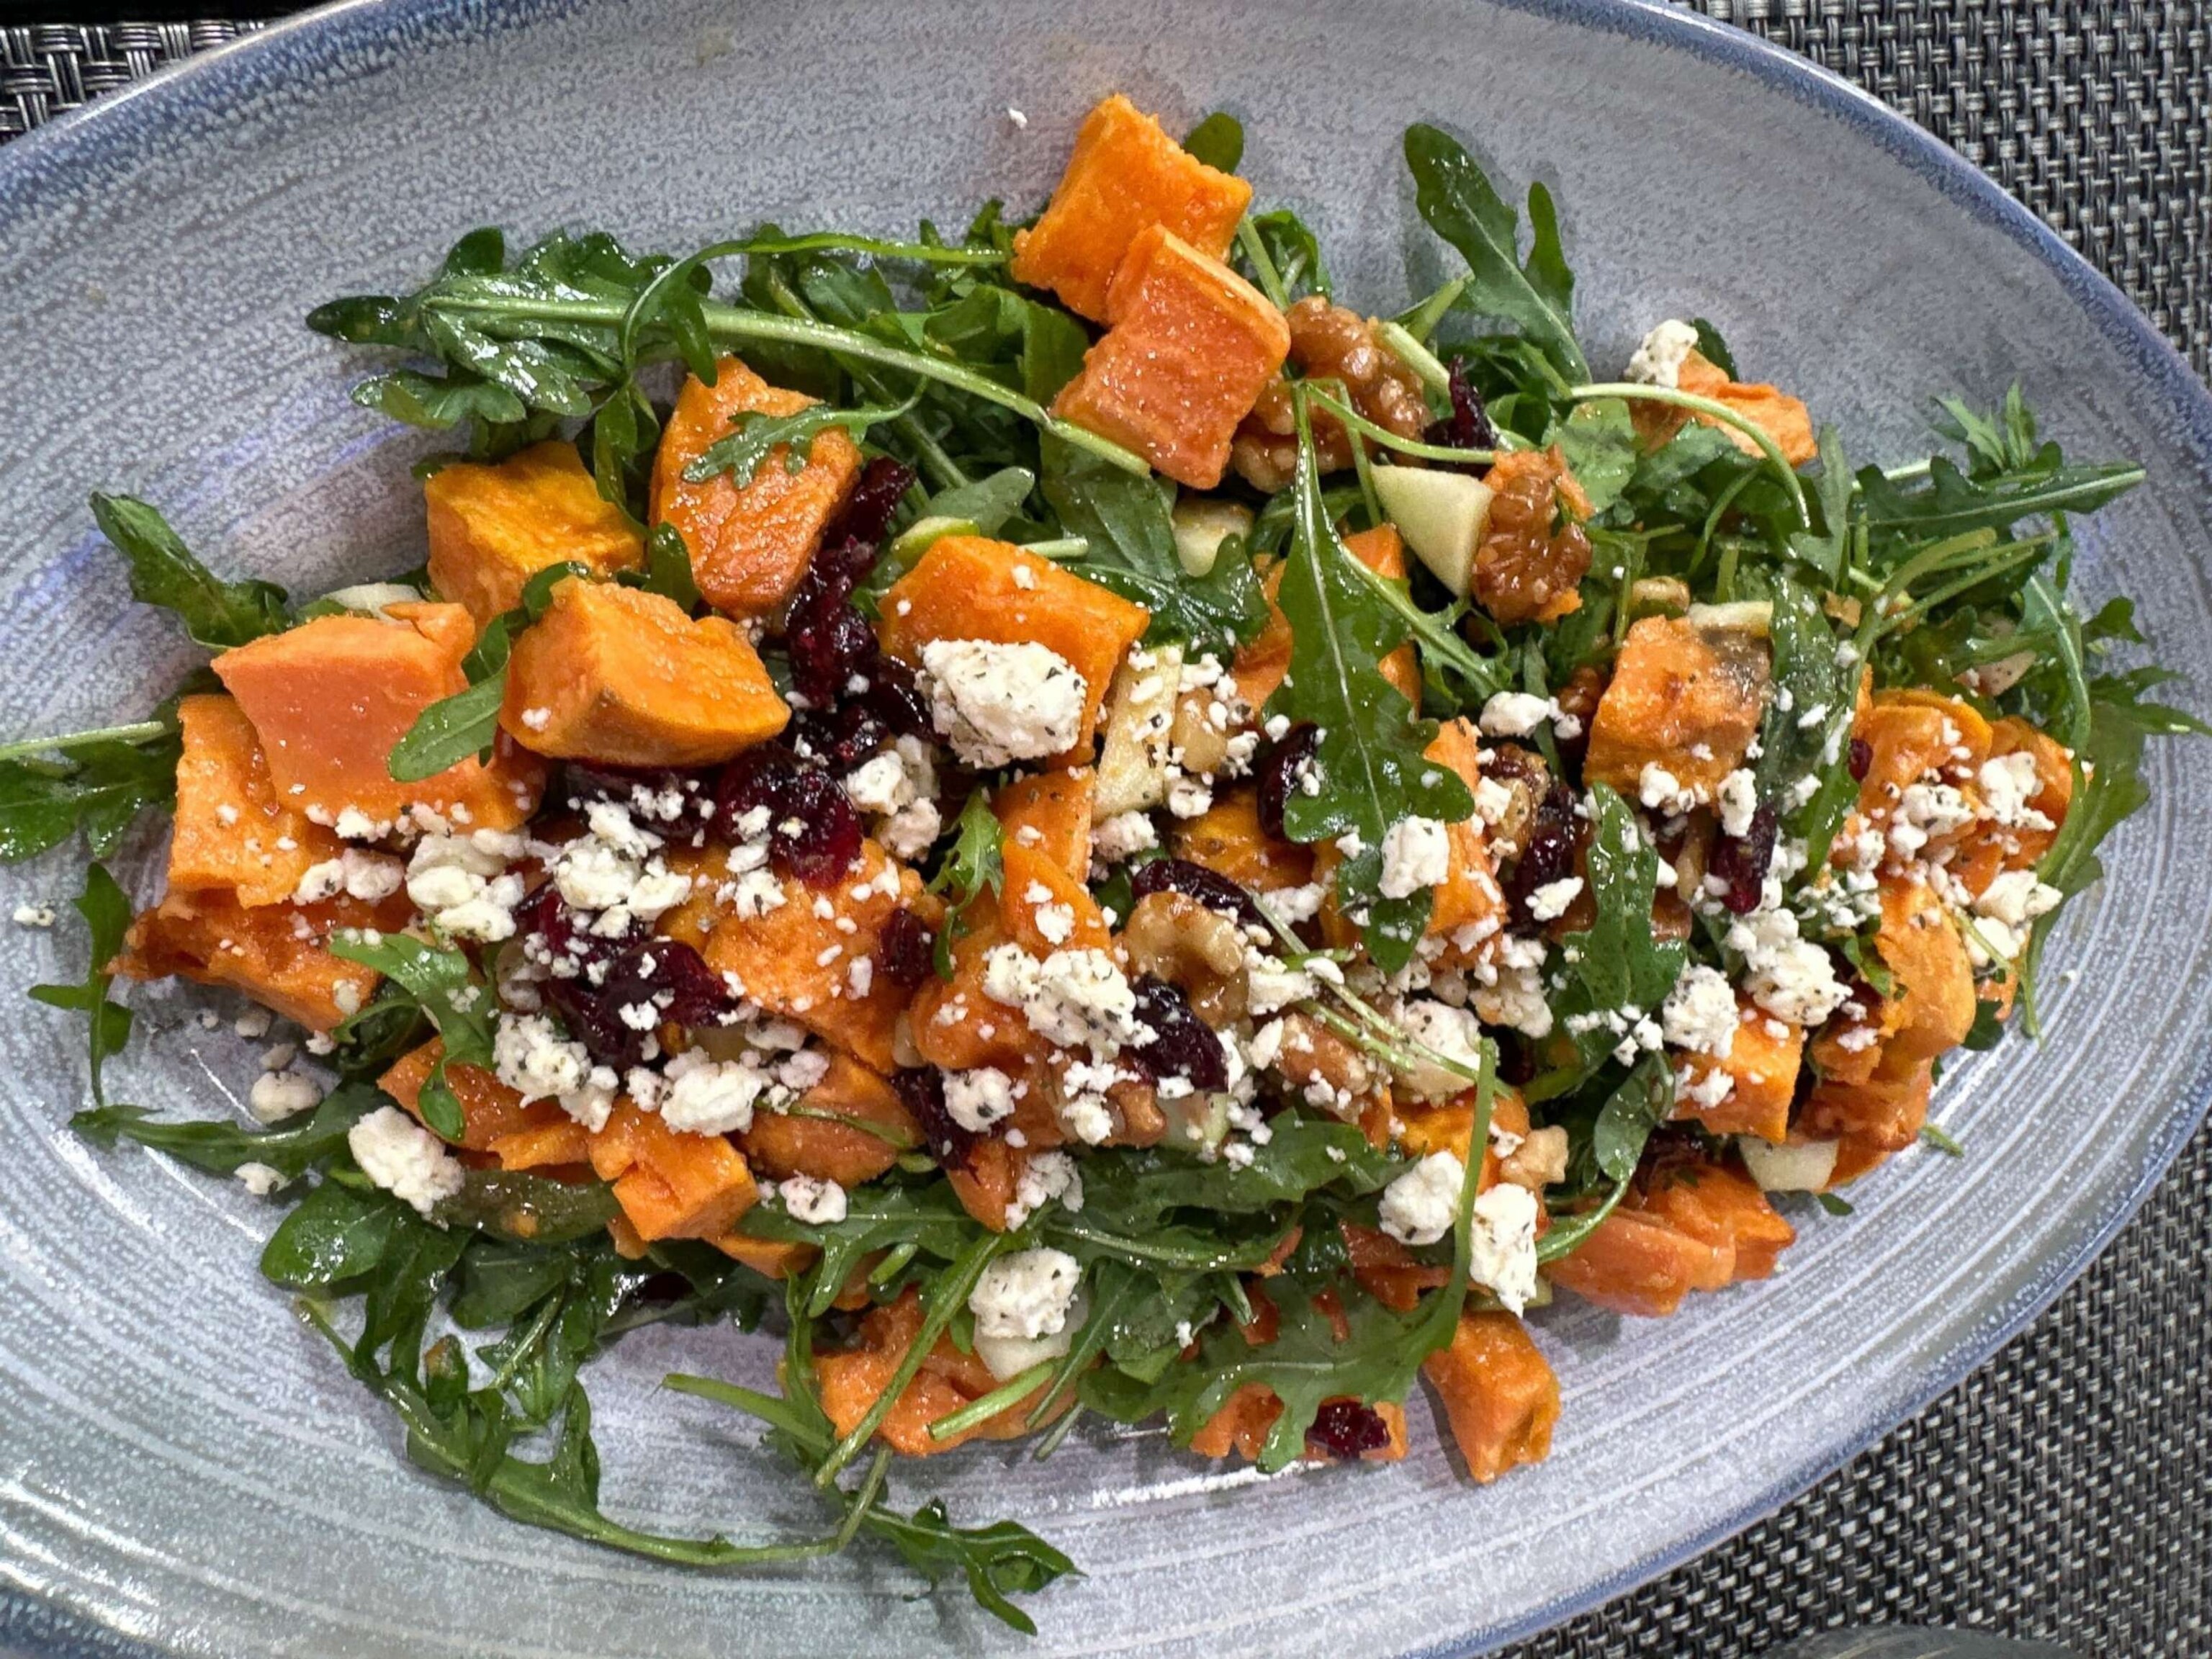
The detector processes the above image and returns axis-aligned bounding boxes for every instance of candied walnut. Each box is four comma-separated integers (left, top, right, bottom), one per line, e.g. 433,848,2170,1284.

1120,889,1249,1027
1473,447,1593,626
1231,297,1431,492
1500,1124,1570,1192
1478,742,1550,860
1270,1012,1375,1116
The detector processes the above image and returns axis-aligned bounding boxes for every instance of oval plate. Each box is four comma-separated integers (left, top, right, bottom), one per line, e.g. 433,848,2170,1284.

1,1,2208,1654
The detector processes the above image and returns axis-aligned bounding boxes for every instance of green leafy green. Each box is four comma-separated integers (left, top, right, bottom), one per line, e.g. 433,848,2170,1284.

1403,125,1587,382
73,1082,378,1182
0,719,182,863
327,931,497,1141
927,787,1006,977
681,398,914,488
28,862,135,1105
89,493,289,649
626,521,701,611
1238,210,1332,305
1180,110,1245,173
387,558,587,781
433,1169,622,1246
262,1179,404,1289
1590,1053,1678,1182
1555,397,1637,514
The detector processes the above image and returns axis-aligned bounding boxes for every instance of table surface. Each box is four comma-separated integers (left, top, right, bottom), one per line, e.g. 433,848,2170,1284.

3,9,2208,1658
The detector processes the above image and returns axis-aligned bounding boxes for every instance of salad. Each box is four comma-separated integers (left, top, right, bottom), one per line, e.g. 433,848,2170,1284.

11,95,2199,1632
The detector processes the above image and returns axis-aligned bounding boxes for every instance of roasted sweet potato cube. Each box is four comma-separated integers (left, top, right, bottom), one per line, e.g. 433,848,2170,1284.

1584,614,1771,800
877,535,1148,760
1545,1207,1726,1318
1676,353,1817,467
1009,94,1251,323
1640,1161,1796,1282
652,356,860,619
1421,1310,1561,1483
487,1118,593,1173
424,439,643,628
379,1038,546,1150
1802,1059,1934,1152
1673,1000,1805,1143
1172,786,1313,893
499,577,788,766
1051,226,1290,490
999,839,1112,956
587,1102,757,1242
994,768,1094,881
814,1288,1052,1454
908,903,1044,1079
1421,717,1506,959
168,693,343,907
740,1052,917,1189
213,606,543,828
698,839,927,1072
114,889,395,1032
1874,878,1976,1065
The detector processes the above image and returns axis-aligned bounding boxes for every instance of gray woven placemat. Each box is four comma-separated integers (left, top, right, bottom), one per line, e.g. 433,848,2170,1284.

2,11,2208,1658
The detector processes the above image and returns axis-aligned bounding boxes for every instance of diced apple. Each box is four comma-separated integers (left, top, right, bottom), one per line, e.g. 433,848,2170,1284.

1171,498,1253,578
1372,467,1494,598
1092,643,1183,817
1736,1135,1840,1192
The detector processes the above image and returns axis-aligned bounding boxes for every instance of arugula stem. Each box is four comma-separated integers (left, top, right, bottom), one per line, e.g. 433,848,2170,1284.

1236,217,1292,311
814,1228,1012,1487
868,1240,920,1285
0,720,168,763
1016,536,1089,560
1535,1175,1629,1262
1569,382,1811,529
836,1450,893,1550
1031,1402,1086,1461
1375,320,1455,397
925,1361,1053,1442
1305,386,1496,465
1394,276,1467,346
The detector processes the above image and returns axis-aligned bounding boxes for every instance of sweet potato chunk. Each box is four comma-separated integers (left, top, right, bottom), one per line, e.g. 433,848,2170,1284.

814,1288,1056,1455
696,839,928,1072
213,607,543,829
1051,225,1290,489
652,357,860,620
1421,717,1506,959
994,768,1094,880
1584,614,1771,800
115,889,393,1032
1421,1311,1560,1483
1640,1161,1795,1280
1802,1058,1933,1154
379,1038,549,1150
1342,526,1421,705
1009,94,1251,323
500,578,788,766
1547,1161,1792,1316
487,1118,593,1173
424,439,642,628
908,903,1044,1078
877,536,1148,760
1673,1001,1804,1143
168,694,343,907
1173,786,1313,893
1874,878,1976,1066
739,1053,917,1189
1675,352,1817,468
587,1102,757,1242
999,839,1113,956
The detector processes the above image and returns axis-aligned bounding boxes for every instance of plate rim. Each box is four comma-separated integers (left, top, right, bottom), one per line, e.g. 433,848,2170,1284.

2,1,2208,1655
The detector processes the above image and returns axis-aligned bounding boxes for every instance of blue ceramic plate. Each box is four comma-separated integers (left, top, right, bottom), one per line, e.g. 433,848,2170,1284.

1,1,2206,1653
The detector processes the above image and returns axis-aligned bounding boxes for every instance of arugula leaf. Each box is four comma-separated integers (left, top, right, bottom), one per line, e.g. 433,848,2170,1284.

28,862,135,1105
1180,110,1245,172
328,931,496,1141
1554,397,1636,514
433,1169,623,1246
1403,125,1587,382
1536,783,1686,1091
89,493,289,649
1591,1052,1678,1182
871,1498,1079,1635
680,398,913,488
1857,455,2143,549
387,559,587,781
262,1179,404,1289
0,716,182,861
1268,395,1472,970
351,369,529,432
1689,318,1737,379
72,1082,377,1182
740,1177,980,1316
1752,572,1851,803
624,521,700,611
1785,426,1854,584
927,788,1006,978
1238,210,1332,305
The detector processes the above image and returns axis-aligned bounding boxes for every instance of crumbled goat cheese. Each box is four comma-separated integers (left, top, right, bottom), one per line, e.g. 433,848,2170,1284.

1378,1151,1465,1246
1245,958,1316,1017
1471,935,1553,1038
348,1105,465,1217
12,904,56,928
235,1161,284,1197
1526,876,1584,922
1887,783,1976,862
493,1012,617,1130
1662,963,1739,1058
1624,318,1701,390
1379,816,1452,899
1002,1149,1084,1228
969,1246,1083,1341
1977,752,2051,828
919,638,1087,768
1391,1000,1486,1100
1469,1182,1540,1314
980,944,1143,1054
1717,768,1761,840
407,830,530,942
778,1174,848,1226
248,1069,323,1123
655,1048,769,1135
1974,869,2063,930
1091,810,1159,864
1726,906,1851,1027
1479,691,1578,740
944,1066,1017,1133
1638,762,1698,816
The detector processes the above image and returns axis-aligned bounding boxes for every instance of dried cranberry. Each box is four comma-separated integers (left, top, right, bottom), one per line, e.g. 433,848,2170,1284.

878,907,938,987
788,605,881,707
1307,1398,1392,1461
1848,737,1873,781
544,938,732,1071
1256,724,1321,840
1503,782,1578,922
827,455,914,552
555,764,716,844
1423,357,1498,459
860,654,932,738
791,702,891,774
1128,974,1228,1093
516,882,639,979
714,745,864,884
893,1066,975,1167
1129,857,1259,926
1708,802,1779,915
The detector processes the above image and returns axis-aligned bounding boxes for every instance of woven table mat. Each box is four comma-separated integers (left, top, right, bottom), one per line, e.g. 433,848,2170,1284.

3,9,2209,1658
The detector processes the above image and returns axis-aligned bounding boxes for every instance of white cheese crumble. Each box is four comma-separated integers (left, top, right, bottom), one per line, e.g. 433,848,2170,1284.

1525,876,1584,922
1716,768,1761,840
1624,318,1701,389
943,1066,1017,1133
969,1246,1082,1341
980,944,1143,1054
1661,963,1739,1058
1638,762,1698,816
1478,691,1579,741
919,638,1087,768
1002,1148,1084,1229
247,1069,323,1123
778,1174,848,1226
1091,810,1159,864
235,1161,285,1197
1378,1151,1464,1246
347,1104,465,1217
1469,1182,1540,1314
493,1012,617,1130
406,830,529,943
1390,999,1486,1100
12,903,56,928
1378,816,1452,899
1726,905,1851,1027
